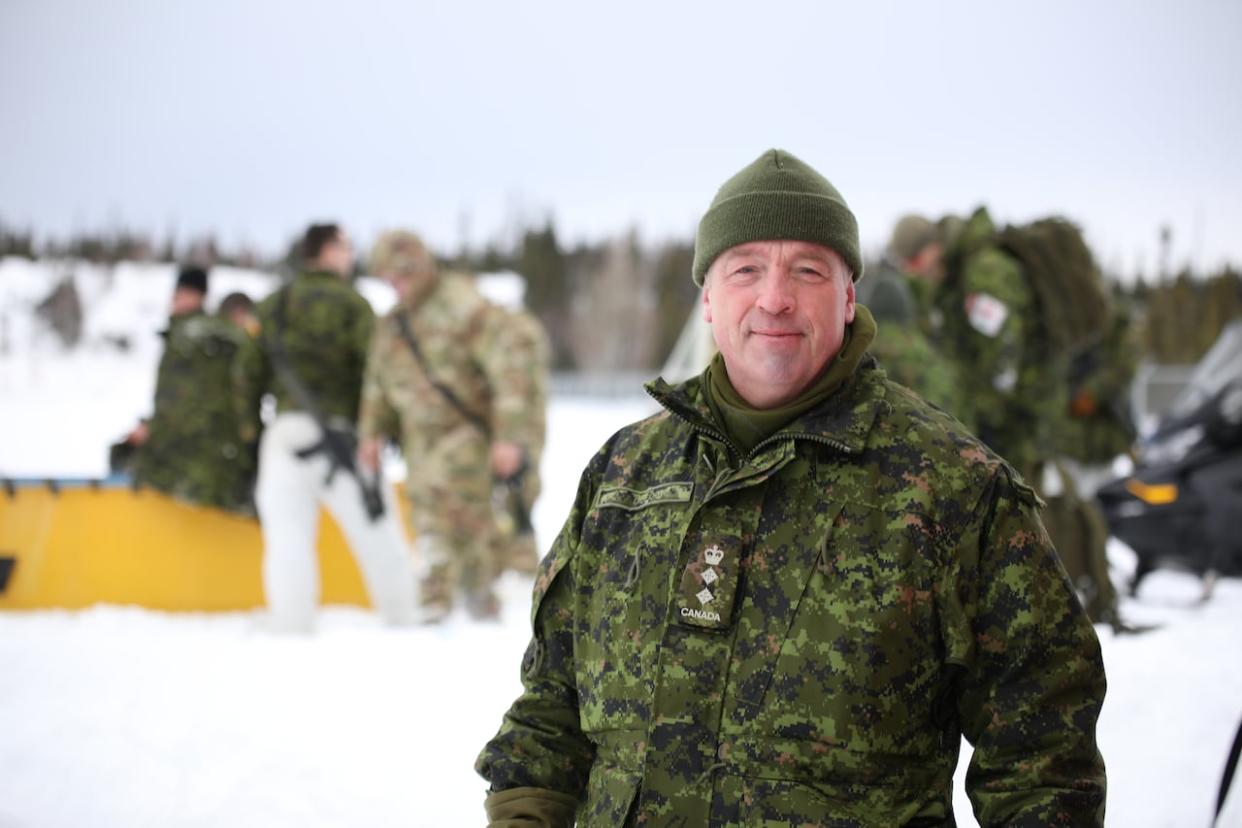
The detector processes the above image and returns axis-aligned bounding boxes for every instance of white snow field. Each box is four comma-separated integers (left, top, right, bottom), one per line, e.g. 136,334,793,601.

2,258,1240,827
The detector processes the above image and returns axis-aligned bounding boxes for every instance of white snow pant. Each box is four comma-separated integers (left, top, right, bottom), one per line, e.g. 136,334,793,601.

255,413,416,632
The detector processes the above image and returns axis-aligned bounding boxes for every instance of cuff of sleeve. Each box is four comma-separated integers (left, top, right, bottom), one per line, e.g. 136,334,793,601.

484,786,578,827
356,415,394,445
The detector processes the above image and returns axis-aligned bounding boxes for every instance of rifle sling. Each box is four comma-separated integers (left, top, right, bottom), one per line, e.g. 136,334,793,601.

393,311,492,439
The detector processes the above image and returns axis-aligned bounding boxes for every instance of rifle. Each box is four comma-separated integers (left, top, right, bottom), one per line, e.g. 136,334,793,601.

264,286,385,521
500,456,533,535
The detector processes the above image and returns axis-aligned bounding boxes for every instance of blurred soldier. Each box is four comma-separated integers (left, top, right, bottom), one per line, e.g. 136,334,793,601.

897,207,1065,481
125,266,253,512
898,210,1126,624
886,214,947,339
858,253,974,431
217,290,262,490
218,291,260,339
359,232,539,622
476,273,552,576
235,223,416,633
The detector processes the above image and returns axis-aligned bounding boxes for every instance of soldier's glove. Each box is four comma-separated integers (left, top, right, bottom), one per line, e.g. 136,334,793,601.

484,786,577,827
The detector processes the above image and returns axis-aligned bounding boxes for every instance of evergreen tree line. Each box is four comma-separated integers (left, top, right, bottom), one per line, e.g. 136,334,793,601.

0,220,265,269
1126,267,1242,364
452,223,698,372
4,218,1240,372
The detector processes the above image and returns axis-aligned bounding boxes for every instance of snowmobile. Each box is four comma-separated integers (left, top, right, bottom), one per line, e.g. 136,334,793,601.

0,476,412,611
1097,321,1242,597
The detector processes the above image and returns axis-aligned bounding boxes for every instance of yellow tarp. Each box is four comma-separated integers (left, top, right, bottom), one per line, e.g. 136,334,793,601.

0,482,409,611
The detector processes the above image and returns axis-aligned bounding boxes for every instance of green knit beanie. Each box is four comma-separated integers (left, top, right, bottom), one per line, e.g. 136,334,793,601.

692,149,863,286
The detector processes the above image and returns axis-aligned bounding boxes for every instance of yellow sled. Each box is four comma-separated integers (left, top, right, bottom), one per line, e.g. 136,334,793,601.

0,478,411,611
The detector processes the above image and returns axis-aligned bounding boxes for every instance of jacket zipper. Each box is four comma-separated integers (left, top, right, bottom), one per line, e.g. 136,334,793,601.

645,388,745,462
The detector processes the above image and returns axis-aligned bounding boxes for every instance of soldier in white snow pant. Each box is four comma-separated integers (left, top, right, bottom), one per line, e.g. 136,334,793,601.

255,412,416,632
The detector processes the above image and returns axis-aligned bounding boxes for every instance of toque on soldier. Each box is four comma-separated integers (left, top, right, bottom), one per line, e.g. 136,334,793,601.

887,215,938,263
176,266,209,295
692,149,863,286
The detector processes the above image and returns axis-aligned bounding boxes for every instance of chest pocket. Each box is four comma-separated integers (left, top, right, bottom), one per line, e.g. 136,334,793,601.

575,480,695,736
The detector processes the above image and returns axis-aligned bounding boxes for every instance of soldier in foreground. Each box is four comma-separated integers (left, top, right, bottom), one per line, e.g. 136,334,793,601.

476,150,1106,825
124,266,253,512
359,232,543,621
234,223,416,633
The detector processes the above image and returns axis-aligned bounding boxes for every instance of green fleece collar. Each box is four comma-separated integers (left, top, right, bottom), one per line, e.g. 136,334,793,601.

702,306,875,454
647,306,883,459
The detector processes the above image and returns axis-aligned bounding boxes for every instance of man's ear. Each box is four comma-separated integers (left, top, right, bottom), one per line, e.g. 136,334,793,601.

701,279,713,323
844,278,856,324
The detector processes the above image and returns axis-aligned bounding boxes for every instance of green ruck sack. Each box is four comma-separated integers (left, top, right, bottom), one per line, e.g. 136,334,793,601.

996,218,1111,358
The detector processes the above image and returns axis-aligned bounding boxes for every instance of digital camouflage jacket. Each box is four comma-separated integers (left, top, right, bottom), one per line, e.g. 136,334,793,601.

477,358,1106,827
133,310,253,511
233,270,374,440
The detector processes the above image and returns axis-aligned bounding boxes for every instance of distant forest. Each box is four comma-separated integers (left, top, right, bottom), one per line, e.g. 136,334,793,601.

1,219,1239,371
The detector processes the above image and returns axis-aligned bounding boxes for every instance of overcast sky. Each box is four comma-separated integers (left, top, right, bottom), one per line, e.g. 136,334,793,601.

2,0,1239,278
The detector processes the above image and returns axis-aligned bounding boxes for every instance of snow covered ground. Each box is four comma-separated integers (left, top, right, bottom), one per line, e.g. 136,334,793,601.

2,258,1241,827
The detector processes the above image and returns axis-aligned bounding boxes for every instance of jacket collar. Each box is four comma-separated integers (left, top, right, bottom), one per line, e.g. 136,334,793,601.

161,308,205,339
298,269,345,284
646,356,887,458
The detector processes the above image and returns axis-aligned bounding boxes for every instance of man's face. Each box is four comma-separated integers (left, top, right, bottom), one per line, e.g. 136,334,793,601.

317,232,354,277
170,286,204,317
703,240,855,409
226,308,257,332
381,268,434,303
907,241,945,285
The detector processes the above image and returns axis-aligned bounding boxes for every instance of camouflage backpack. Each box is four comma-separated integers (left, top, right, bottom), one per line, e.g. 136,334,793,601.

995,218,1111,358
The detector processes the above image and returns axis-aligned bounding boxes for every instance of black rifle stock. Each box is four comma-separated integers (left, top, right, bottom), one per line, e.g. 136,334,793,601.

502,457,533,535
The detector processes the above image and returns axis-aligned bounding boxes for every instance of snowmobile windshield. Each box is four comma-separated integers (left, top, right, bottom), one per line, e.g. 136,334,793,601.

1167,320,1242,419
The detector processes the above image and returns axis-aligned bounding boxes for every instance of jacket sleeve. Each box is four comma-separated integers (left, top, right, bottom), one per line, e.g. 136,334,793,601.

474,453,604,822
483,787,579,827
357,321,400,442
954,469,1107,826
473,305,551,452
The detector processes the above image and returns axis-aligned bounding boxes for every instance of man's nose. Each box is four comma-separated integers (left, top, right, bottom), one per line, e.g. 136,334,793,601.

754,270,795,314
